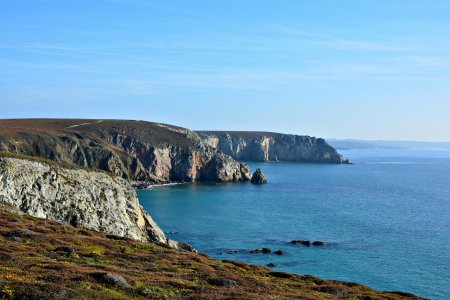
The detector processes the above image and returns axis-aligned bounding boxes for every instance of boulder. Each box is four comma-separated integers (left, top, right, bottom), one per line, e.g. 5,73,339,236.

274,250,285,255
90,272,132,289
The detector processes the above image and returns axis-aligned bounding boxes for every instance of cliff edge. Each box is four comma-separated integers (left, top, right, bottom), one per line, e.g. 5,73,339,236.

197,131,348,163
0,155,191,250
0,119,252,186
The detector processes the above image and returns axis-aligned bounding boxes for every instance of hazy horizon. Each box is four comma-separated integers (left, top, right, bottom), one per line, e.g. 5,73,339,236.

1,1,449,141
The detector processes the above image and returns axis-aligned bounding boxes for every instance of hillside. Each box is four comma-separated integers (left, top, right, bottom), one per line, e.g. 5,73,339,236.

0,209,421,300
0,119,252,186
197,131,347,163
0,154,195,251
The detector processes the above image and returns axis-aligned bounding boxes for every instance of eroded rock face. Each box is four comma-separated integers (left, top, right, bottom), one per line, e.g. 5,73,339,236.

0,119,253,186
197,131,348,164
0,157,187,250
251,168,268,184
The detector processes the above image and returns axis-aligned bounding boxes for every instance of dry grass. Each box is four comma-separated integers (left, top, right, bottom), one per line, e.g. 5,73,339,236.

0,209,422,300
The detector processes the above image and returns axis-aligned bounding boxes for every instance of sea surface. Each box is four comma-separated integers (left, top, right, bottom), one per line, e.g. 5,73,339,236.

138,149,450,299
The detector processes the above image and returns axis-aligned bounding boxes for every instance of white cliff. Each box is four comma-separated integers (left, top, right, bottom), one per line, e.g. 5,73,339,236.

0,156,192,250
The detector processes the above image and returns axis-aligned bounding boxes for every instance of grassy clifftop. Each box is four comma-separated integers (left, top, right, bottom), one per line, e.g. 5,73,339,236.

0,209,420,300
0,119,252,184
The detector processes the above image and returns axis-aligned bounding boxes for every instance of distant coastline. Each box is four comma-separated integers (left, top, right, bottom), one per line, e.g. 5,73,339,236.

328,139,450,151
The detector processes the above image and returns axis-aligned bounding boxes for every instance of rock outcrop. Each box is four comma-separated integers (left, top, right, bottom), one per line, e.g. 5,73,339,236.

0,156,191,250
197,131,348,163
251,168,268,184
0,119,253,186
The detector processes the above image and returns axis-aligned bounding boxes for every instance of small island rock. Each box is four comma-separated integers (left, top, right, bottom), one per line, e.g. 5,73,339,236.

251,168,268,184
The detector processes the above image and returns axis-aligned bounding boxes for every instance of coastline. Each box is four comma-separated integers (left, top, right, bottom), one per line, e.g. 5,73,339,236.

0,208,422,299
131,181,187,190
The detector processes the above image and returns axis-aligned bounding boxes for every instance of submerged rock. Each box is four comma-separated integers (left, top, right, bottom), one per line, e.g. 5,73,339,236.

250,248,271,254
312,241,325,246
251,168,268,184
274,250,285,255
291,240,311,246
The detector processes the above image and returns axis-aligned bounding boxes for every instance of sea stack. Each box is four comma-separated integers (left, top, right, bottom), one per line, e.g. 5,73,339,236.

251,168,268,184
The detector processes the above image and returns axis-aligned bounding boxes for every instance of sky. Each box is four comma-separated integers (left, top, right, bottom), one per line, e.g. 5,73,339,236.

1,0,450,141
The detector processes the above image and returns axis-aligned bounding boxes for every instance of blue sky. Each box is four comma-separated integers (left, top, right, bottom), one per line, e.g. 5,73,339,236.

1,0,449,141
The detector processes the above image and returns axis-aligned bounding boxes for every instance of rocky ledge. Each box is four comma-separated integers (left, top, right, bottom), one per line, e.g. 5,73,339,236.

0,155,192,251
197,131,349,163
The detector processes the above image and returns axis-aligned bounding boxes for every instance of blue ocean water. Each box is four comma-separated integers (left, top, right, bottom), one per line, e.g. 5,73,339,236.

138,149,450,299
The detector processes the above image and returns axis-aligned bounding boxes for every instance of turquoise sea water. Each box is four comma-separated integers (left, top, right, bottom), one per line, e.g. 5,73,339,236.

138,149,450,299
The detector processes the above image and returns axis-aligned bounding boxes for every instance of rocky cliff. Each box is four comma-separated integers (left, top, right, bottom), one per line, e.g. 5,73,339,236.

0,155,190,250
0,119,252,186
197,131,348,163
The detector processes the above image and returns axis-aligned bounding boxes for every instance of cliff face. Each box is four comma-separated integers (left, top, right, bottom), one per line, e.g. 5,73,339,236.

0,156,188,250
197,131,348,163
0,119,252,186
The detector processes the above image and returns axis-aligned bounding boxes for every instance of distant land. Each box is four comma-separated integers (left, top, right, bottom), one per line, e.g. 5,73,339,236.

328,139,450,150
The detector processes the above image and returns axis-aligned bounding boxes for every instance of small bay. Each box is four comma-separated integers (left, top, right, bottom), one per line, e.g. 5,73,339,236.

138,149,450,299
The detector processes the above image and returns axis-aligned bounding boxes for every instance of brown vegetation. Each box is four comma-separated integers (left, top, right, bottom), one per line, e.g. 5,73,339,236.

0,209,422,300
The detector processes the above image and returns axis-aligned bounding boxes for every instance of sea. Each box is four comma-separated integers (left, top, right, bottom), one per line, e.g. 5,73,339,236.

138,149,450,299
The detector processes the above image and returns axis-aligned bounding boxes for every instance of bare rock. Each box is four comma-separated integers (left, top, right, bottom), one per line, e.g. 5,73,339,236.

0,157,189,251
91,272,132,289
251,168,268,184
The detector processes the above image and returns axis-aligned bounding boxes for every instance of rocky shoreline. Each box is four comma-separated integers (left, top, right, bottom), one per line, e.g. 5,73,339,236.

0,209,423,299
1,119,411,299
